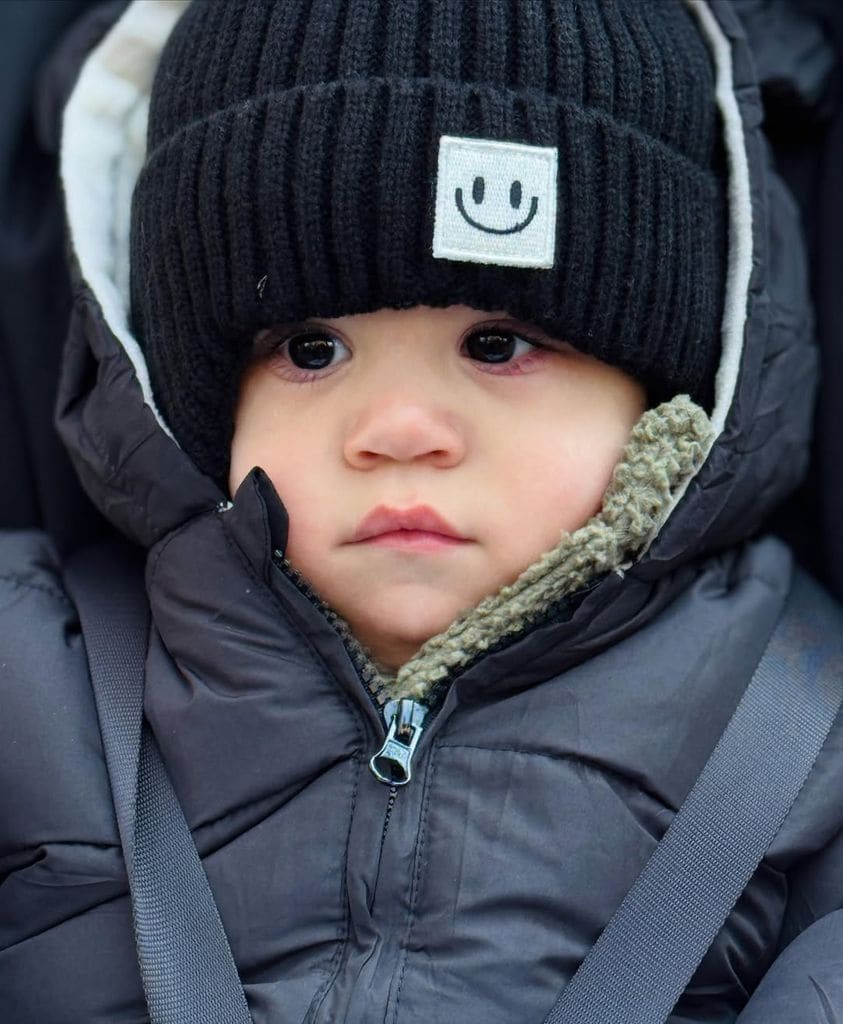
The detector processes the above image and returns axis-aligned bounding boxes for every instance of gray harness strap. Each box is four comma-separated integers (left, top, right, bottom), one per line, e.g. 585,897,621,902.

66,540,254,1024
546,572,843,1024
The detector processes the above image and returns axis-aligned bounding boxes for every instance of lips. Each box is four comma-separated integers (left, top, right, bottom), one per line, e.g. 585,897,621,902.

351,505,466,543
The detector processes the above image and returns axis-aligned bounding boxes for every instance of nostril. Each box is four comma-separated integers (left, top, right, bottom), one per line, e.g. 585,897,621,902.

509,180,522,210
472,176,485,204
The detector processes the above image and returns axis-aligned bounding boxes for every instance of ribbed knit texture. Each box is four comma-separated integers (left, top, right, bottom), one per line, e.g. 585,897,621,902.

280,395,713,706
130,0,726,482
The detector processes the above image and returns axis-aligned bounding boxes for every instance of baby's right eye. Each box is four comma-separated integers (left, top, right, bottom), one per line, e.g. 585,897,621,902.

285,330,350,370
255,326,352,380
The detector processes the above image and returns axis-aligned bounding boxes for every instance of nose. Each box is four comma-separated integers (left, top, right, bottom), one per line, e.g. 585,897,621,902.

344,393,466,470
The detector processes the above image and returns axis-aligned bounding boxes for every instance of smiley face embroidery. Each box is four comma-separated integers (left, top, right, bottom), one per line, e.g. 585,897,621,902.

454,175,540,235
433,136,558,268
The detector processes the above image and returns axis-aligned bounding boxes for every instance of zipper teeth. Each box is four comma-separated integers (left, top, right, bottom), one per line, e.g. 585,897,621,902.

367,783,399,913
380,786,398,847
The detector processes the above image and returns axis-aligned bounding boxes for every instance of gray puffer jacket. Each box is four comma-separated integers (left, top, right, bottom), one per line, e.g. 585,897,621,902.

2,2,843,1022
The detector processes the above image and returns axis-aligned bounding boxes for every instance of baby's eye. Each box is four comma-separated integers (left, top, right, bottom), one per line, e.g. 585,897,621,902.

285,330,350,370
463,329,540,364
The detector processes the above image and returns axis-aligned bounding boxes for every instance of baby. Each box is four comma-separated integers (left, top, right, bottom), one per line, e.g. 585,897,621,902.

4,1,843,1022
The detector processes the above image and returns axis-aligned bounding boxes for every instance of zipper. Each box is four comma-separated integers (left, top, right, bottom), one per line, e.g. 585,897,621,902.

268,548,452,789
365,576,594,788
369,699,428,786
367,703,426,911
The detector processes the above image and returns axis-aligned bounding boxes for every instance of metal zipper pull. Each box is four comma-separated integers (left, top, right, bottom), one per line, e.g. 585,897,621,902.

369,699,428,786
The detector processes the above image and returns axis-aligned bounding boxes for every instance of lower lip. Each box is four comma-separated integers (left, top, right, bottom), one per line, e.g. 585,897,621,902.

360,530,467,552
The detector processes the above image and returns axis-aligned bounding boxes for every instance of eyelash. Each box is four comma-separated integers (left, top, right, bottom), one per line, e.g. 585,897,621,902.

260,322,555,383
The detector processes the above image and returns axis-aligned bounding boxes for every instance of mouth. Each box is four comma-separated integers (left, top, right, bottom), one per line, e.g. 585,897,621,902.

454,188,539,235
350,505,469,551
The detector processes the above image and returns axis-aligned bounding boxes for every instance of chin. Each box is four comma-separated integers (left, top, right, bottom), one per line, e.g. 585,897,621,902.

349,591,465,667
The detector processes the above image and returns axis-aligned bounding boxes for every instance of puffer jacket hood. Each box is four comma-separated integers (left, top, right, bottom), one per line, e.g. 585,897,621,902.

5,4,842,1024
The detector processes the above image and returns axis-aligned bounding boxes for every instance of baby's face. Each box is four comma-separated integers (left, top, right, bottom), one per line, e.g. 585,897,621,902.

230,306,645,669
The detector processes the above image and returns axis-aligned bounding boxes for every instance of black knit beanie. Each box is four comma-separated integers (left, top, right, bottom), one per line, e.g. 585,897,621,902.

130,0,726,484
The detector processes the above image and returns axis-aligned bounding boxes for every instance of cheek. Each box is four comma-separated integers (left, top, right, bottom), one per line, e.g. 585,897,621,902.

494,400,639,554
231,430,325,521
503,445,609,546
233,424,336,575
548,443,619,524
230,422,337,594
230,369,328,499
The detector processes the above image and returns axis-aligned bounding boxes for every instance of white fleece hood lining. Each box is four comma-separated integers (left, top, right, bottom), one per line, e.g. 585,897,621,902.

60,0,752,503
61,0,188,439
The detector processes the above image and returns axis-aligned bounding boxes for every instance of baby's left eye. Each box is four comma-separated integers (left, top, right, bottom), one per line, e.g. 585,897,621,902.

463,329,539,364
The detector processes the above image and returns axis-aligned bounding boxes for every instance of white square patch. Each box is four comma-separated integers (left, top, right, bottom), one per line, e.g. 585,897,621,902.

432,136,558,269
